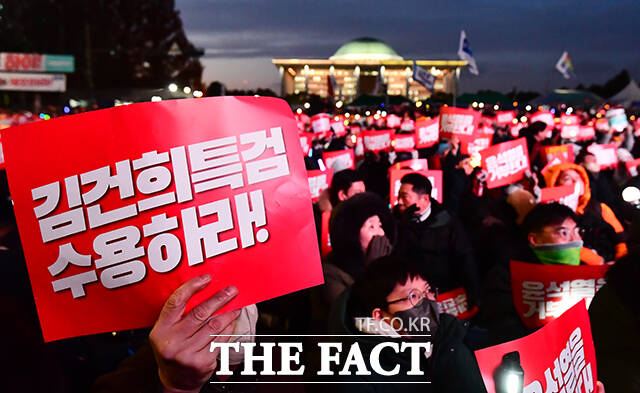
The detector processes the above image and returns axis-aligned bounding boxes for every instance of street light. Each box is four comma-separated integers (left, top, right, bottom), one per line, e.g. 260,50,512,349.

168,83,178,93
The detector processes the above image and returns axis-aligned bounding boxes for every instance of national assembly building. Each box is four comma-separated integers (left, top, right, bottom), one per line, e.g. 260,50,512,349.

272,37,467,102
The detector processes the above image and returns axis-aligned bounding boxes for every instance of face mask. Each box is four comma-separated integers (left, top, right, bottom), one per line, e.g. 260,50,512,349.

531,240,583,266
393,298,440,338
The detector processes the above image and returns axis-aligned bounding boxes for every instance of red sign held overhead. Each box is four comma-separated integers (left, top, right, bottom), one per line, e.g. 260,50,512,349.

510,260,608,329
2,96,324,341
625,157,640,177
386,114,401,128
495,110,515,125
461,136,492,156
577,125,596,141
587,143,618,170
437,287,478,320
414,117,439,148
389,168,443,206
362,129,393,152
475,300,598,393
307,168,334,203
310,113,331,138
530,110,555,130
539,185,576,204
330,115,347,138
390,158,428,172
541,145,575,166
439,107,480,141
392,133,416,152
299,133,313,156
480,137,530,189
322,149,355,172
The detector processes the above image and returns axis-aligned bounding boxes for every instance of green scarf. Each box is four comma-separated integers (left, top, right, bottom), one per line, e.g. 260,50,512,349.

531,240,583,266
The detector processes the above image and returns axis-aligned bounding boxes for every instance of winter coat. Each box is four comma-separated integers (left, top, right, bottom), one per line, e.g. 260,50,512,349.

393,200,481,306
323,289,487,392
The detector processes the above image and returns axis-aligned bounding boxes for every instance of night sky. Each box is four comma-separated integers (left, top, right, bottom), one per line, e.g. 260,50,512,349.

175,0,640,94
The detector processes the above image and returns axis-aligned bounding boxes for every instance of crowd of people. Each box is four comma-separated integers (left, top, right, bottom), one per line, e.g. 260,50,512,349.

2,100,640,392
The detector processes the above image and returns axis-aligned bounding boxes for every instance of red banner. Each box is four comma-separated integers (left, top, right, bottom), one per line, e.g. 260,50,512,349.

475,300,598,393
390,158,428,172
439,107,480,141
530,110,555,130
480,138,530,189
307,168,334,203
362,129,393,152
540,185,576,203
389,168,443,206
587,144,618,170
625,157,640,177
414,117,439,148
436,287,478,320
2,96,324,341
299,133,313,156
541,145,575,166
392,133,416,152
461,135,492,156
322,149,355,171
310,113,331,138
495,110,515,125
510,260,607,329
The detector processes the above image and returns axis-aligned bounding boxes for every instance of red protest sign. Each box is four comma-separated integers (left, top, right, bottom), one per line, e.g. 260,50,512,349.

495,110,515,125
530,110,555,130
386,114,401,128
0,132,5,169
330,115,347,138
389,168,443,205
414,117,439,148
437,287,478,320
510,260,607,329
480,137,530,189
310,113,331,137
439,107,480,141
475,300,598,393
362,129,393,152
561,124,580,139
320,210,332,258
390,158,428,172
625,158,640,177
540,185,576,203
461,135,492,156
299,133,313,156
587,143,618,170
349,124,361,135
595,118,609,132
392,133,416,152
577,125,595,141
400,119,415,132
3,96,324,341
541,145,575,166
307,168,334,203
322,149,355,171
561,114,579,126
510,122,525,138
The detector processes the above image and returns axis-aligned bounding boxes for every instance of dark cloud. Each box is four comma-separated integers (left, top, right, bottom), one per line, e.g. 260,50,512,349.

176,0,640,92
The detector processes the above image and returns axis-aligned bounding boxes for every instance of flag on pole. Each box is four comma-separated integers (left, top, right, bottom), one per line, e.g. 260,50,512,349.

327,74,338,98
458,30,479,75
413,60,436,92
555,51,574,79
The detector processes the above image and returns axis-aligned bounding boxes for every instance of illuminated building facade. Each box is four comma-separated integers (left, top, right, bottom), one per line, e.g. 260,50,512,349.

273,37,467,102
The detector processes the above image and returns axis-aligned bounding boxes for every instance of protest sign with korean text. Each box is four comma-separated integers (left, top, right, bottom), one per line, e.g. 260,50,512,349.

414,117,439,148
362,129,393,153
495,110,515,125
475,300,598,393
3,96,324,341
437,287,478,320
322,149,355,172
330,115,347,138
480,137,530,189
311,113,331,138
587,144,618,170
392,133,416,152
510,260,607,329
540,185,576,204
389,168,443,206
439,107,480,141
578,125,595,141
531,110,555,130
461,135,492,156
390,158,428,172
541,145,574,166
307,168,334,203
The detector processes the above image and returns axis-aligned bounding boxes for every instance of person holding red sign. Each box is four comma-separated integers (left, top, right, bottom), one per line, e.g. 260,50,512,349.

544,162,627,263
326,256,487,392
393,173,481,308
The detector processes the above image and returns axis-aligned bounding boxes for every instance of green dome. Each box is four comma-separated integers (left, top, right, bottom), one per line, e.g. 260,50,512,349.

330,37,403,61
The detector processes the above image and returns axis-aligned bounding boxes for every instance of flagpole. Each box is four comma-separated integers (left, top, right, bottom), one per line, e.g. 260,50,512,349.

453,67,459,107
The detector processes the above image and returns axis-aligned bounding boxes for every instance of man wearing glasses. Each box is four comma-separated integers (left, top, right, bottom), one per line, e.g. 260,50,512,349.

326,255,487,392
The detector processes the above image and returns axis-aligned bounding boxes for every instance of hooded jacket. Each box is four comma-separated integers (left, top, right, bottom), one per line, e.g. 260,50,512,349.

544,163,627,262
323,289,487,393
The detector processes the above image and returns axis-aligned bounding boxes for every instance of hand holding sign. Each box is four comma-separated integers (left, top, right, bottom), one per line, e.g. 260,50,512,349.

150,274,240,393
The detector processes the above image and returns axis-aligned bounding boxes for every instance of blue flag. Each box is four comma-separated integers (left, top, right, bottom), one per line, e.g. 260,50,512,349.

413,61,436,92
